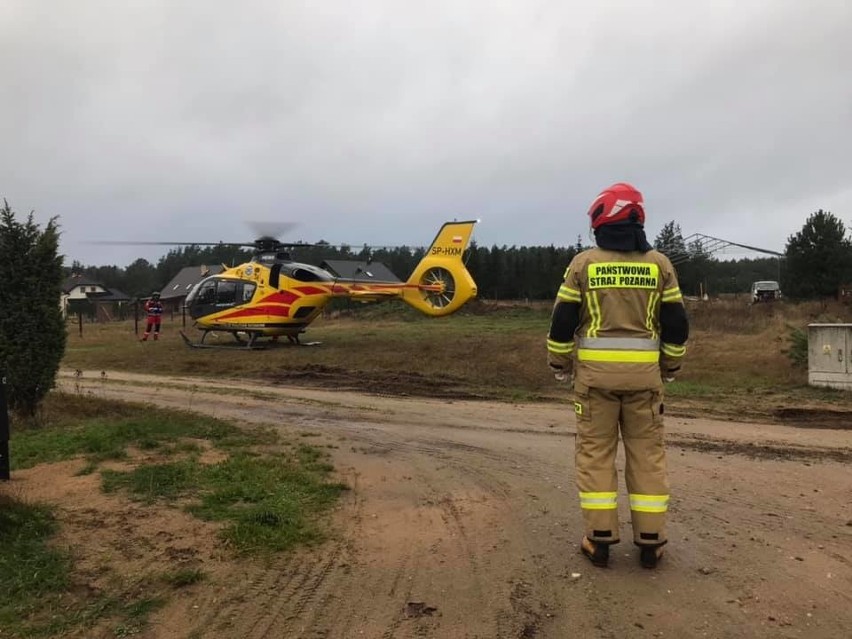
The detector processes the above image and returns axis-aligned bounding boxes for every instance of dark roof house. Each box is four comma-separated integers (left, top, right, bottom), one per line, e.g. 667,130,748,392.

160,265,225,301
90,288,131,303
320,260,401,282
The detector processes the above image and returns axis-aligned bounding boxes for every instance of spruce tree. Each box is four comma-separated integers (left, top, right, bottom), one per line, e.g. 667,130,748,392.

654,221,687,259
784,210,852,299
0,201,66,415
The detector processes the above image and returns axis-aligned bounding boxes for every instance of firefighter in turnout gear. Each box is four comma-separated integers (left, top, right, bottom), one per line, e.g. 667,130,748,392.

547,183,689,569
141,292,164,341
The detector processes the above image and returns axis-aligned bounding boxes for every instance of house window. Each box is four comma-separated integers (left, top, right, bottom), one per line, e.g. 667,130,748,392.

90,286,97,292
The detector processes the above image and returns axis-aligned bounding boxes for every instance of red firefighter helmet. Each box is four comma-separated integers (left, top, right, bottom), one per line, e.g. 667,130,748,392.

587,182,645,229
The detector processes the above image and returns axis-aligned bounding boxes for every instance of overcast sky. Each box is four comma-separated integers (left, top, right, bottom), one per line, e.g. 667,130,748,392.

1,0,850,267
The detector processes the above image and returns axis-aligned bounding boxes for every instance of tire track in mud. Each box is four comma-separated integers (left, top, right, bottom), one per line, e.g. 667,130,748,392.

290,478,376,638
248,538,347,638
410,443,555,638
671,435,852,464
269,447,427,639
343,431,515,638
250,469,367,638
374,444,488,638
183,468,361,639
191,554,310,637
379,558,416,639
283,406,564,637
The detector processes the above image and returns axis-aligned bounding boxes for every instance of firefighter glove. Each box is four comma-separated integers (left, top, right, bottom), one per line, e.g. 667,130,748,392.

549,363,571,383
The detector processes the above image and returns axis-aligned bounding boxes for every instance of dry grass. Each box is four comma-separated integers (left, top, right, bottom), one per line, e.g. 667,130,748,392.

60,299,852,418
686,298,849,334
681,298,850,386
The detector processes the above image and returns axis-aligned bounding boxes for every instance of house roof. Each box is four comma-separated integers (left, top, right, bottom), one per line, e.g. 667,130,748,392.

320,260,401,282
62,275,104,293
160,265,226,299
87,288,131,302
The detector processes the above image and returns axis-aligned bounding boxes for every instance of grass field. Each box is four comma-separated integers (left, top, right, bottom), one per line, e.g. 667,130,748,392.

61,298,851,420
1,393,346,638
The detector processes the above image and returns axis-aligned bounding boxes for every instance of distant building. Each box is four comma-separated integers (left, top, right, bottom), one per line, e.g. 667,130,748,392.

159,265,225,312
320,260,401,282
61,274,130,321
62,274,107,301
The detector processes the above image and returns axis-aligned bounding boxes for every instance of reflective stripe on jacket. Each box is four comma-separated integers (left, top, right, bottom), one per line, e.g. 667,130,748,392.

558,248,685,390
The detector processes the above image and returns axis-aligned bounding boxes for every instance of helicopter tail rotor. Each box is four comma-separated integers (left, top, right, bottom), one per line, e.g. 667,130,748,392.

401,220,478,316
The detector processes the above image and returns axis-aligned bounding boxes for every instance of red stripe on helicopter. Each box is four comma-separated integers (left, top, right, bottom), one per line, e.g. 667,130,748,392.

258,291,299,305
330,283,438,293
294,286,331,295
333,283,402,291
217,305,290,320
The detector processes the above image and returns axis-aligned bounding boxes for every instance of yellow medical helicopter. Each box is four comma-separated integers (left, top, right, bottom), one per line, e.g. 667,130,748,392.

152,220,478,348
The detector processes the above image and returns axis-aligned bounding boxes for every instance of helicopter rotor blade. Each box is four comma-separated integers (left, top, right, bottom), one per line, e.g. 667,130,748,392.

246,221,299,241
88,240,254,247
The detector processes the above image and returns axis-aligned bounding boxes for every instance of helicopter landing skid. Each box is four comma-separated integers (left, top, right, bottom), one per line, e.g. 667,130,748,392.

179,330,321,349
179,330,267,350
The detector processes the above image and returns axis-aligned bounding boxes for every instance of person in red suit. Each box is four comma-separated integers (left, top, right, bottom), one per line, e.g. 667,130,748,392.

141,292,164,341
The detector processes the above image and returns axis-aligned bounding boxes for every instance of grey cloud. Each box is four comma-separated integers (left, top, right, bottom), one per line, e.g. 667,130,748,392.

1,0,849,266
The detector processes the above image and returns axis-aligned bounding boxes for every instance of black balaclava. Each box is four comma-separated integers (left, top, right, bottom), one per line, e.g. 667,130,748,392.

594,217,653,253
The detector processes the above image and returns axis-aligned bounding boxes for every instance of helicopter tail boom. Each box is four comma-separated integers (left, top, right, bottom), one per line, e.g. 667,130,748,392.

401,220,478,316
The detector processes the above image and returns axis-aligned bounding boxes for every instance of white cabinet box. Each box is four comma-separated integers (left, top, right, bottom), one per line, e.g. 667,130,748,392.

808,324,852,391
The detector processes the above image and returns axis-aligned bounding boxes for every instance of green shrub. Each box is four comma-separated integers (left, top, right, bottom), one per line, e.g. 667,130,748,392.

0,201,66,416
785,326,808,368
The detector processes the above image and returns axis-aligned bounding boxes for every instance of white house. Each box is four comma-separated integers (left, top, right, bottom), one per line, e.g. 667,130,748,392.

61,274,130,320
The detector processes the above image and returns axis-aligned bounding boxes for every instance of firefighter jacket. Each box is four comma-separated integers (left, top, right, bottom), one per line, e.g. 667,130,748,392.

144,299,164,321
547,247,688,391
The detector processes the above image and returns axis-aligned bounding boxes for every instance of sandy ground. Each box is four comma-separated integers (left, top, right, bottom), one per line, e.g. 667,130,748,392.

16,370,851,638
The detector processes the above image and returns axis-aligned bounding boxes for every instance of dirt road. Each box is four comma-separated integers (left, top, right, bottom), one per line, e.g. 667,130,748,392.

57,370,851,638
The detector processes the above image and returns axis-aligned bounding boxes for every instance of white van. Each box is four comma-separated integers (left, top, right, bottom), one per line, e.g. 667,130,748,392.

751,281,781,303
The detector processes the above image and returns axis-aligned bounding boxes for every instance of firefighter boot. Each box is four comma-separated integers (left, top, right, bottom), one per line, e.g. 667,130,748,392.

639,543,666,569
581,536,610,568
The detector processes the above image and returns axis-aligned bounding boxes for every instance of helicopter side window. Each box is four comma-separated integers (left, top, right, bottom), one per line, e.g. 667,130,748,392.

286,266,334,282
216,281,237,306
242,283,256,303
291,268,322,282
195,281,216,305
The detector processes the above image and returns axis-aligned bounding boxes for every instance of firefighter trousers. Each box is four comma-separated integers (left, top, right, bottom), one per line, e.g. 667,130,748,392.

573,384,669,547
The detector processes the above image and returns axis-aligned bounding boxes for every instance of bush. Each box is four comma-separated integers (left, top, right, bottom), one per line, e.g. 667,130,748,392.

785,326,809,368
0,201,66,415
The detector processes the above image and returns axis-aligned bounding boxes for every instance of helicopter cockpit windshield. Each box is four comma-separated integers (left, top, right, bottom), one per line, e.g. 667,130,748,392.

185,277,257,319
